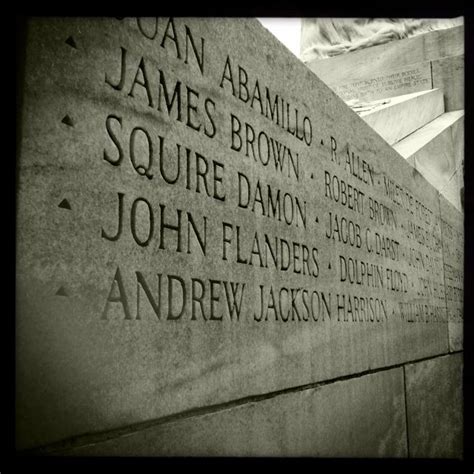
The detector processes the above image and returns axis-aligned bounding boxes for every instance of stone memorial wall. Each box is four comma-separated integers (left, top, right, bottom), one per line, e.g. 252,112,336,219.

16,17,463,456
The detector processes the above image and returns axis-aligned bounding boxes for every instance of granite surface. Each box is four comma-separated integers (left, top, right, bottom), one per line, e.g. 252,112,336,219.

17,17,451,450
405,353,463,458
360,89,444,146
62,368,407,457
432,55,464,112
440,196,463,351
395,111,464,212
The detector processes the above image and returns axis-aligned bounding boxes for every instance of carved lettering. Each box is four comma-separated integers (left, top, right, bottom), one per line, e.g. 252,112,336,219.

220,58,312,146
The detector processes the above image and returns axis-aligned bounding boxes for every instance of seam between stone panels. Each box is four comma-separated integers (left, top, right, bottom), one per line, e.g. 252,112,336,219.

438,192,452,353
430,59,434,89
402,365,411,458
22,350,464,456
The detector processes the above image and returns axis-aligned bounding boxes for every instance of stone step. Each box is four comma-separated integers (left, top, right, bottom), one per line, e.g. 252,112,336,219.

394,110,464,211
357,88,444,146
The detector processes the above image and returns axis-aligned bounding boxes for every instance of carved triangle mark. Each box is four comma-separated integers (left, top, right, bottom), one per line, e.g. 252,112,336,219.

315,216,319,223
328,263,331,270
61,115,74,127
58,199,71,210
65,36,77,49
320,139,324,145
56,286,69,297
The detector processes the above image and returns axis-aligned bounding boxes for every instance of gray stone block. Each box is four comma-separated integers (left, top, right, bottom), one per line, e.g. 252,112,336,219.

359,89,444,146
62,368,407,457
405,353,463,458
432,55,464,112
394,110,464,212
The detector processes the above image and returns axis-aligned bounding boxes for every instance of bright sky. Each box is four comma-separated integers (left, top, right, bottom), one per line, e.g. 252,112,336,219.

258,18,302,58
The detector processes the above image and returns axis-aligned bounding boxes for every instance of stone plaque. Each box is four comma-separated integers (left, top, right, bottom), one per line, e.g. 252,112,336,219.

440,196,464,351
305,25,464,86
17,17,449,451
332,62,432,103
